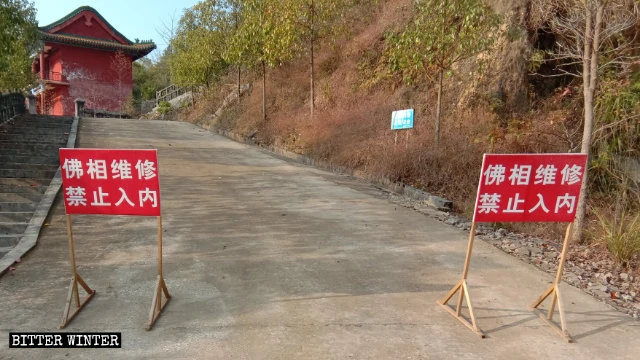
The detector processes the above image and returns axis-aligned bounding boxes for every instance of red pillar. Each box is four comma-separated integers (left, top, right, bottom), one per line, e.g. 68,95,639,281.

39,52,46,114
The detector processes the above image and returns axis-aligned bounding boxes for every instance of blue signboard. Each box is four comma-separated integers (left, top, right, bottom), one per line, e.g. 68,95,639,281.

391,109,414,130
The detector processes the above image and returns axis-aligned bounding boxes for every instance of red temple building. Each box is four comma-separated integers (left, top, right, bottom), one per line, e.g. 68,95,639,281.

32,6,155,116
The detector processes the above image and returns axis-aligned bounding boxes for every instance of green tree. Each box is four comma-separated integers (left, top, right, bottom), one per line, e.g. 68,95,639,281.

226,0,298,120
282,0,348,119
169,0,232,87
133,56,172,101
227,0,243,97
133,60,154,101
0,0,38,91
530,0,639,243
387,0,501,146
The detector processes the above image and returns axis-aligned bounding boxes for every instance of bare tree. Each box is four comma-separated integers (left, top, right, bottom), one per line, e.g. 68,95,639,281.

532,0,639,242
156,11,179,56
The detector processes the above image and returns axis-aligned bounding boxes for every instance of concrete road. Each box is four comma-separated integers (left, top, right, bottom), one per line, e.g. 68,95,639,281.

1,118,639,359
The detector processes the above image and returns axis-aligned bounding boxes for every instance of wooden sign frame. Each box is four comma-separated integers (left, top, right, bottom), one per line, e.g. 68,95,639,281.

530,223,573,342
439,222,575,341
438,222,484,337
439,153,587,342
59,214,171,330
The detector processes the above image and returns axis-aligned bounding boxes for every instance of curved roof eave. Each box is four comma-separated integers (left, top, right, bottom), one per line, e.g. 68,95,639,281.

39,31,157,60
39,6,133,45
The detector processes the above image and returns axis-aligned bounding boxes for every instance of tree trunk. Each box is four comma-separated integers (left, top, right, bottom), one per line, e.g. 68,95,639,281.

310,0,315,120
262,60,266,121
310,34,315,120
435,68,443,147
235,9,240,99
572,1,603,244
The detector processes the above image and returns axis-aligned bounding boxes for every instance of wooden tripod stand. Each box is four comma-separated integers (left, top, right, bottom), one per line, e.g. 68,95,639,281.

60,215,95,329
438,222,484,337
59,215,170,330
530,224,574,342
147,216,171,330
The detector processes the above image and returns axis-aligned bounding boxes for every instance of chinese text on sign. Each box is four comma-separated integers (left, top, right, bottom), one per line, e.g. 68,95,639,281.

391,109,414,130
473,153,587,223
59,149,161,216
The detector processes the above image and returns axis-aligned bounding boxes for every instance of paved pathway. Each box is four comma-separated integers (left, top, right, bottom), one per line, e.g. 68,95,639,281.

1,118,639,359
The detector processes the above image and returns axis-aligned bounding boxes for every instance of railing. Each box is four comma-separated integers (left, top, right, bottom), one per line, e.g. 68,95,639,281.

156,84,193,106
0,93,26,123
44,71,67,83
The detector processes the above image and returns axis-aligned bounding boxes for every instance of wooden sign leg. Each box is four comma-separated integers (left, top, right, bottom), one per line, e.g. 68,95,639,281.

147,215,171,330
530,223,573,342
60,215,95,329
438,222,484,338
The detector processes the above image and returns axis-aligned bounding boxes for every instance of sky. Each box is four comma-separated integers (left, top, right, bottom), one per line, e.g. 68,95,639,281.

31,0,201,59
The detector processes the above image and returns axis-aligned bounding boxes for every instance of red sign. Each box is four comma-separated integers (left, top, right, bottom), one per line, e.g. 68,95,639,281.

59,149,161,216
473,153,588,223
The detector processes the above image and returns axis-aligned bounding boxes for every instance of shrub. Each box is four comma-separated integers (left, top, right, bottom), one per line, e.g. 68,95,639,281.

157,101,172,117
593,207,640,266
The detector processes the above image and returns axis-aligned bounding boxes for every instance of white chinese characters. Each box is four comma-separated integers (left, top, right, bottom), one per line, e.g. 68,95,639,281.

477,161,584,216
62,158,84,179
62,158,157,180
65,186,158,209
62,156,159,209
483,163,582,187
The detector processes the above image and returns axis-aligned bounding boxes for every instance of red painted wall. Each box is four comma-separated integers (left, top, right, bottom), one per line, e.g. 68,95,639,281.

38,11,133,116
48,44,132,115
41,44,133,116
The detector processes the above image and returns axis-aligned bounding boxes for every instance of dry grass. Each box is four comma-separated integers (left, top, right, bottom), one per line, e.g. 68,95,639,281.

178,0,636,248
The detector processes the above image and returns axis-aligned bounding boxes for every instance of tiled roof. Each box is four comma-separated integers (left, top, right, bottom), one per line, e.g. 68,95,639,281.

37,6,156,60
39,6,133,44
38,31,156,60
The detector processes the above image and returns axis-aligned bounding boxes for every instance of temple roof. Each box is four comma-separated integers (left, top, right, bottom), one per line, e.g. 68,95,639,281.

38,31,156,60
37,6,156,60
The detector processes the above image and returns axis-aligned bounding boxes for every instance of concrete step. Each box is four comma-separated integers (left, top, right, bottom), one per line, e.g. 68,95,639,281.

0,222,28,235
0,143,64,152
0,192,42,203
0,162,59,171
9,116,73,124
0,133,69,141
0,234,21,247
0,212,33,223
7,128,71,134
0,247,13,257
0,177,51,188
0,168,58,179
1,162,58,170
17,114,73,120
7,125,72,133
0,201,36,212
0,135,70,143
0,155,60,165
0,147,61,157
9,121,73,128
0,185,48,195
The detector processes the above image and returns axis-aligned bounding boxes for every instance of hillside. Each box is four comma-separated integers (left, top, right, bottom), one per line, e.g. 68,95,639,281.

173,0,639,267
178,1,563,212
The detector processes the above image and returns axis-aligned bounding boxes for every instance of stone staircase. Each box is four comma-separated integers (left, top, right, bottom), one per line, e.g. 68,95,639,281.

0,114,74,259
